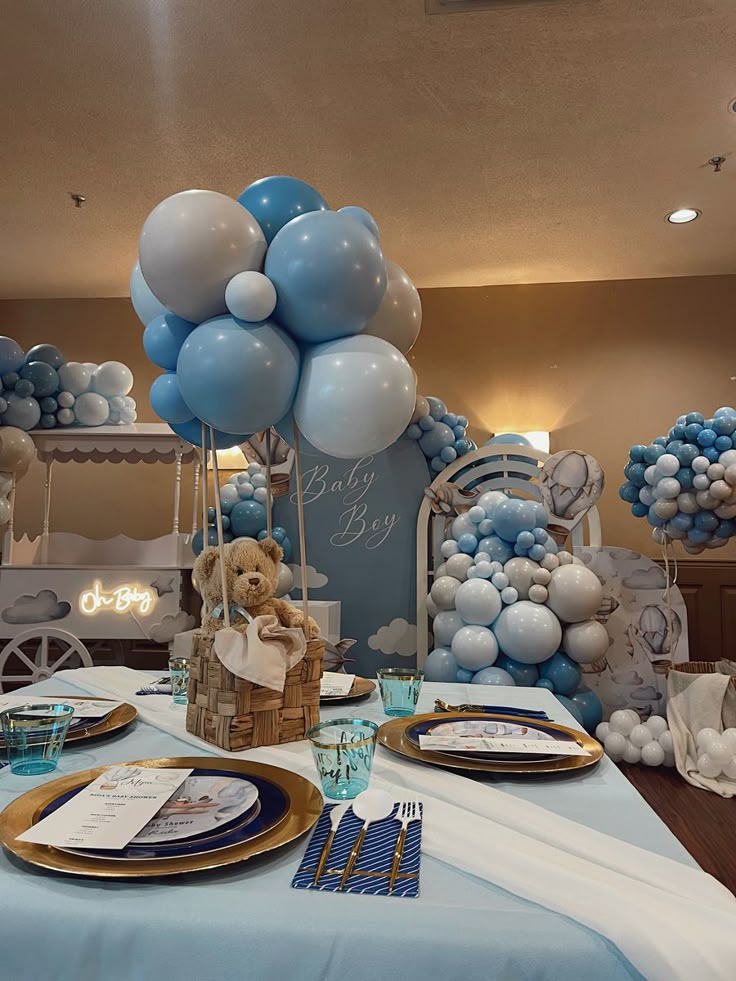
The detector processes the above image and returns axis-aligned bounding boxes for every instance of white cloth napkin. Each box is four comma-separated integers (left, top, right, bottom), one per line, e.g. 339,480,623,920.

667,670,736,798
213,616,306,692
57,667,736,981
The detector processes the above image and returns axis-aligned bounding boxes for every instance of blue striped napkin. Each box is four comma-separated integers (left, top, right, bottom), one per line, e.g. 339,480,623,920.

292,802,423,898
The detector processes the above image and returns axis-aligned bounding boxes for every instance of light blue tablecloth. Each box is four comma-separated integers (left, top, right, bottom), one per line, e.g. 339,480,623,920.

0,676,695,981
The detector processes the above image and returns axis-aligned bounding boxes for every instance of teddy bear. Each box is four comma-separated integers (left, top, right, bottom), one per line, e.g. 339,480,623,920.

194,536,320,639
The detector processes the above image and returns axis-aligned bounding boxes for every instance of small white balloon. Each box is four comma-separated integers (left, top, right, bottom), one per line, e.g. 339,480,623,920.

657,730,674,754
92,361,134,398
720,449,736,467
410,395,430,424
692,473,711,491
710,480,732,501
557,551,573,565
656,477,681,499
490,560,504,574
696,727,720,751
722,758,736,779
677,492,699,514
274,562,294,598
595,722,610,741
491,572,509,590
468,505,486,524
721,728,736,752
707,463,725,481
426,592,439,618
653,499,678,519
643,465,658,486
696,490,719,510
251,473,268,488
474,561,493,579
74,392,110,427
435,562,448,579
622,741,642,764
715,503,736,519
604,731,627,762
57,391,75,409
609,709,638,736
441,539,460,558
641,742,665,766
629,724,653,748
705,738,732,766
0,497,11,526
532,567,551,585
474,552,492,565
692,456,710,474
724,464,736,487
58,362,92,396
655,453,679,477
638,486,655,506
253,487,268,503
696,753,722,779
528,584,548,603
501,586,519,605
540,553,559,571
645,715,668,738
562,619,609,664
446,553,475,582
225,271,277,322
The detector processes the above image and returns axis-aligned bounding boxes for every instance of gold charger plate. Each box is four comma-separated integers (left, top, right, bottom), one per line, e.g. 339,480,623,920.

0,696,137,748
378,712,603,776
0,756,323,878
320,676,376,704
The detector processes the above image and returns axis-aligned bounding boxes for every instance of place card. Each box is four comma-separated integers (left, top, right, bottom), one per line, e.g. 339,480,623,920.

418,735,590,757
320,672,356,697
18,766,193,850
0,695,123,719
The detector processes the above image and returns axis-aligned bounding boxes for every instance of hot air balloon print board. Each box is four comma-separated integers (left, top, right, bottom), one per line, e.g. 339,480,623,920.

571,546,689,719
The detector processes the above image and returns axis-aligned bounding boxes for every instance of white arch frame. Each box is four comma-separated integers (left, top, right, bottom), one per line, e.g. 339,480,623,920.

0,627,93,692
416,444,602,666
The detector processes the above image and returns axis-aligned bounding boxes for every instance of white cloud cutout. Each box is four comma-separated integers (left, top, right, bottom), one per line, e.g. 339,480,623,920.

368,618,417,657
149,611,196,644
2,590,70,624
611,670,644,687
287,564,328,590
622,567,667,590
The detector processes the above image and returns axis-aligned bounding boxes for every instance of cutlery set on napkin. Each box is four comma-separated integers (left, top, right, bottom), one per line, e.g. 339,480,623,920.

293,790,423,898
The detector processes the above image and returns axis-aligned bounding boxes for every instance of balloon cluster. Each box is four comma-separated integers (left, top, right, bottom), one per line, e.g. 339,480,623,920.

424,490,605,731
692,727,736,780
0,337,135,432
620,407,736,554
596,711,674,767
0,427,35,527
404,396,477,473
134,177,420,459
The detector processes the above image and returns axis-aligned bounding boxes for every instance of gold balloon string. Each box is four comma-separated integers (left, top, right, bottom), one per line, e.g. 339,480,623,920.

660,535,675,660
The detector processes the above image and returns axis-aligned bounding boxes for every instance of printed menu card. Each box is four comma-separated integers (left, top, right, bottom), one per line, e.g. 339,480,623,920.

18,766,193,849
0,694,123,719
320,672,356,697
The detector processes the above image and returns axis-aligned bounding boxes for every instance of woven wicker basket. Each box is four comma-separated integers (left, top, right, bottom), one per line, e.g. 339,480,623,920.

669,661,736,689
186,631,324,751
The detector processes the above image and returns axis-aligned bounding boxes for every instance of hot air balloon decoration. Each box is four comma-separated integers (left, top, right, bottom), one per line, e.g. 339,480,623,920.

539,450,605,545
244,428,294,497
632,605,682,675
594,594,620,624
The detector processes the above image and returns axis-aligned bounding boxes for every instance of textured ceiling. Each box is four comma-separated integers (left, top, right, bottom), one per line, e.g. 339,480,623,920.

1,0,736,297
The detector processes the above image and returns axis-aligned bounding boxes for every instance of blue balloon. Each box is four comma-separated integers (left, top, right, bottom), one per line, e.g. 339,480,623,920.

453,425,466,439
688,528,712,544
169,418,250,450
528,543,546,561
265,211,387,343
629,444,647,462
24,343,64,369
238,175,328,245
2,393,40,430
676,467,694,490
177,316,300,434
669,425,686,440
539,652,581,697
696,428,717,447
229,500,268,538
39,397,57,413
424,647,459,682
150,372,193,424
192,526,220,556
426,397,447,421
554,695,584,727
405,424,422,440
14,379,34,398
646,506,665,528
40,413,56,428
143,313,196,371
671,512,693,531
714,435,733,452
628,463,647,487
535,678,554,691
457,533,478,554
130,260,169,327
643,443,665,464
419,422,454,457
440,446,457,464
694,511,718,532
713,413,736,436
2,373,19,389
418,415,435,432
703,446,720,463
207,506,217,524
631,502,648,517
456,668,474,684
485,432,532,447
683,423,703,441
20,361,58,398
714,406,736,418
477,535,514,563
337,206,379,240
454,438,474,456
618,481,639,503
443,413,459,428
652,436,668,447
495,654,539,687
570,687,603,733
665,440,683,455
471,666,516,686
685,411,705,425
492,498,537,542
257,527,292,562
716,519,736,539
0,337,24,376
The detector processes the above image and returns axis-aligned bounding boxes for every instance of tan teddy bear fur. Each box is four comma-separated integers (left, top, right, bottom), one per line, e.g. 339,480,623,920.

194,536,320,639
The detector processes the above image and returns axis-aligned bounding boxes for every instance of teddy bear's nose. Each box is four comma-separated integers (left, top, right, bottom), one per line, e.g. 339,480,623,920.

248,575,261,586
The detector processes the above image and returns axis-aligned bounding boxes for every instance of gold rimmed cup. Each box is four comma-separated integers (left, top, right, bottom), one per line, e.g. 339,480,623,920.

306,718,378,800
376,667,424,717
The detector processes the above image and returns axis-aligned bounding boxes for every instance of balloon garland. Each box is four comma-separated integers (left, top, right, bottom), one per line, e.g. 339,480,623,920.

404,395,477,474
0,338,136,431
136,178,420,459
620,407,736,553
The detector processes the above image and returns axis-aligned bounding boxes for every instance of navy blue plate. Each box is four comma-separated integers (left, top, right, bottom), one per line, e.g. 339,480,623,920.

406,715,578,762
40,767,290,861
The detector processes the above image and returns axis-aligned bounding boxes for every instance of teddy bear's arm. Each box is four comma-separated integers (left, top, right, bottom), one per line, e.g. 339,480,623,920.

271,599,321,639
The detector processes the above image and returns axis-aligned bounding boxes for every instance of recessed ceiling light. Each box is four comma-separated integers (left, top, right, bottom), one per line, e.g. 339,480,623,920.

666,208,699,224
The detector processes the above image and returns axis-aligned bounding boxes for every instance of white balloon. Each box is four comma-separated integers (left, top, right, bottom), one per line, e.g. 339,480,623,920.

0,471,13,496
557,550,574,565
478,491,507,515
721,728,736,753
604,731,627,762
0,497,10,526
696,753,721,779
491,572,509,590
139,189,267,323
540,553,559,571
503,557,538,600
452,514,477,540
705,739,732,766
532,568,551,585
546,565,603,623
654,453,679,477
455,579,502,626
719,449,736,467
58,362,92,396
225,271,277,323
724,464,736,487
692,456,710,474
595,722,610,741
451,624,498,671
474,561,493,579
411,396,430,424
74,392,110,427
562,619,609,664
622,742,641,764
528,584,548,603
653,499,678,519
92,361,133,398
491,600,561,664
426,593,439,618
715,503,736,519
274,562,294,598
696,490,719,510
710,480,732,501
432,610,465,646
441,539,460,558
677,492,698,514
656,477,681,499
658,730,674,754
722,759,736,779
641,742,665,766
500,586,518,605
692,473,711,491
430,575,462,611
474,552,491,565
609,709,637,736
359,259,422,354
630,724,653,748
643,465,657,485
695,727,720,751
638,486,655,506
645,715,668,738
707,463,725,481
445,553,474,581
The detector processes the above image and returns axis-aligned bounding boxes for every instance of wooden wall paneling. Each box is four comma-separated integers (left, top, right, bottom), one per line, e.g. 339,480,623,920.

659,561,736,661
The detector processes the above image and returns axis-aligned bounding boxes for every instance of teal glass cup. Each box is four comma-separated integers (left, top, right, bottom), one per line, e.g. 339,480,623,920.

0,703,75,775
306,718,379,800
169,656,189,705
377,668,424,717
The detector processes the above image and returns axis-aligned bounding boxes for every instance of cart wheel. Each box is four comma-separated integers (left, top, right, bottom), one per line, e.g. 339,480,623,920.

0,628,93,692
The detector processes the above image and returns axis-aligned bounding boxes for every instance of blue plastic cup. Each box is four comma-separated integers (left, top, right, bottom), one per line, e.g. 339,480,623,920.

377,668,424,717
0,703,75,775
307,718,378,800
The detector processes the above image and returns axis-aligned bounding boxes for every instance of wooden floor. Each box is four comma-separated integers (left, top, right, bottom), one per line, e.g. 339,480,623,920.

619,762,736,895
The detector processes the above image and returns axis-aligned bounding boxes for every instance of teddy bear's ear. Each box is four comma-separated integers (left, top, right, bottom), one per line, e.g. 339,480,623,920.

258,537,283,564
193,546,221,583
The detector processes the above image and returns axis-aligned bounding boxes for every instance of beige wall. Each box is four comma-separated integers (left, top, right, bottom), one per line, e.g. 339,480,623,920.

2,274,736,558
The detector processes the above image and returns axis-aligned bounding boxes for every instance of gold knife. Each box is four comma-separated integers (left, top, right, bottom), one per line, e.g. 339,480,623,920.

314,802,349,885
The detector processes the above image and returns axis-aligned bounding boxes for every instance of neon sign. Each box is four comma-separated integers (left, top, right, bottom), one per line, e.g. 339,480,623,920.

79,581,156,616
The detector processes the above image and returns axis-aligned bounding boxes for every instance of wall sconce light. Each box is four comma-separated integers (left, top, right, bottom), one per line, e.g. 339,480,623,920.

206,445,249,471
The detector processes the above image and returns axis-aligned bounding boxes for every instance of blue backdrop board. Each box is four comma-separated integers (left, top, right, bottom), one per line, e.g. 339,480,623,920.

273,438,429,673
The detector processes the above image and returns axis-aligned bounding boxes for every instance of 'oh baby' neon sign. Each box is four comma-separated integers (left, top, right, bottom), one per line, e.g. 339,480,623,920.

79,581,156,616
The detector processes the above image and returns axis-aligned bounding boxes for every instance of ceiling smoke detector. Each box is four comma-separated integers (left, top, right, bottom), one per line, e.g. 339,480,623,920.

426,0,567,12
